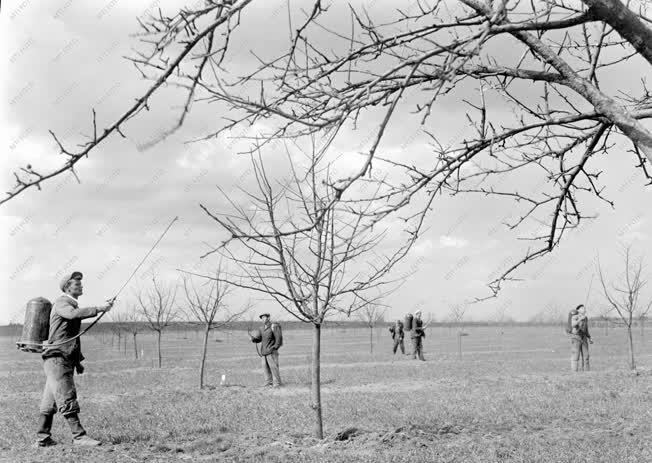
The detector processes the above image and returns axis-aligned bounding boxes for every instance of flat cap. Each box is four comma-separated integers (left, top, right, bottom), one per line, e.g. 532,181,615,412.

59,271,83,292
259,312,271,319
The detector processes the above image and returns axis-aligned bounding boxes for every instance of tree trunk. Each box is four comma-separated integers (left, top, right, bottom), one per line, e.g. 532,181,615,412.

199,324,210,389
369,326,373,354
641,318,645,341
458,332,462,360
133,332,138,359
156,330,162,368
117,332,121,351
627,325,636,370
124,334,127,355
310,323,323,439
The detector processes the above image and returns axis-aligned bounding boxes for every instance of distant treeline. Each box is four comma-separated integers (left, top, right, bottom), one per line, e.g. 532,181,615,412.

0,317,634,338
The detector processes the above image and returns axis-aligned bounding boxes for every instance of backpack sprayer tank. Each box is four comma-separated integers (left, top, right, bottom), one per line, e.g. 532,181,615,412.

250,328,262,343
404,313,413,332
16,297,52,353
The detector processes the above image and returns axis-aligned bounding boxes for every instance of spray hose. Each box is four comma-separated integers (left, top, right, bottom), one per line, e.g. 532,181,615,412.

247,327,263,358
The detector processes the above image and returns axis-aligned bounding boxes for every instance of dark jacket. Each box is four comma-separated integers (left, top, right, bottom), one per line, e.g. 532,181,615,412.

411,317,425,338
578,317,591,339
389,322,404,340
42,294,98,362
255,322,282,356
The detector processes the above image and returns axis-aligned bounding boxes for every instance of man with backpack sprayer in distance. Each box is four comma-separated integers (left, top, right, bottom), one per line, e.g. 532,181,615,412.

389,319,405,355
250,313,283,388
569,304,593,372
410,310,426,361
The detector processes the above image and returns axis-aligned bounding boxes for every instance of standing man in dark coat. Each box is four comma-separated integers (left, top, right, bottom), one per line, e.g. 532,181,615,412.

250,313,283,388
410,310,426,361
389,319,405,355
36,271,113,447
571,304,593,372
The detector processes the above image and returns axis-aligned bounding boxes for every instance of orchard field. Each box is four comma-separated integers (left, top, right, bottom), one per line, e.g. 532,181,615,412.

1,324,651,462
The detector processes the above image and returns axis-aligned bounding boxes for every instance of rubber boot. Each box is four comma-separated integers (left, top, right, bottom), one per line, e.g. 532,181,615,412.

583,360,590,372
66,414,99,445
571,360,579,372
36,413,57,447
66,413,99,445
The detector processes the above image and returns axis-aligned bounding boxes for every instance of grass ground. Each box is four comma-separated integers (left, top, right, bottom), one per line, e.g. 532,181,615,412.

1,325,651,462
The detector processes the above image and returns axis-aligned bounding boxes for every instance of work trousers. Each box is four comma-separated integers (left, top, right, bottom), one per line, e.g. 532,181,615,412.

571,336,590,371
262,350,282,386
393,337,405,354
40,356,80,416
411,336,425,360
37,356,86,442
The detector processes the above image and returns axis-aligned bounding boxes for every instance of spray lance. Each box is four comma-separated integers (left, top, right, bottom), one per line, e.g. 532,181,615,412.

16,216,179,351
583,273,594,344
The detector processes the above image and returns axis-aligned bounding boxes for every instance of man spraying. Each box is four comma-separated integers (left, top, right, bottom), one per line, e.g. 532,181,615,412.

410,310,426,361
570,304,593,372
389,319,405,355
36,271,113,447
250,313,283,388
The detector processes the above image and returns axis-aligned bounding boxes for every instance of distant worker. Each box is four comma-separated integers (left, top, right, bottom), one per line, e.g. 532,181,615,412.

570,304,593,372
250,313,283,388
389,319,405,355
36,271,114,447
410,310,426,361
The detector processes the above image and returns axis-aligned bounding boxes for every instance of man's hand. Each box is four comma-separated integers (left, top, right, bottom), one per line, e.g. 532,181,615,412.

98,299,114,313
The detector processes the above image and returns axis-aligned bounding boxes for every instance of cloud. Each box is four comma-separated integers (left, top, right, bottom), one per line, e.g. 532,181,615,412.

439,235,469,248
412,239,434,254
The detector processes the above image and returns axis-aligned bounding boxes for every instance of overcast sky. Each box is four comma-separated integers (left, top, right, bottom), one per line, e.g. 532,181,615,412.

2,0,651,326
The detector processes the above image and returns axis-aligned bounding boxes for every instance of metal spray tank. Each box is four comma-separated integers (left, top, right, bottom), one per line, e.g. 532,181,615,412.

16,297,52,353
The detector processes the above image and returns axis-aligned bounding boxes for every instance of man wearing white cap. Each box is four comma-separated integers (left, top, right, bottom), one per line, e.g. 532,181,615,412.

410,310,426,361
36,271,114,447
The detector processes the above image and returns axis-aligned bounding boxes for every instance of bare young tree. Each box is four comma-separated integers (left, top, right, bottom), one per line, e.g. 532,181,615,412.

137,276,178,368
109,310,127,355
358,304,386,354
180,269,248,389
124,304,143,360
598,247,652,370
187,143,409,439
449,304,468,359
6,1,651,301
600,308,611,337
